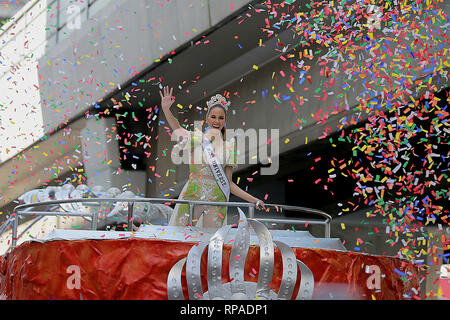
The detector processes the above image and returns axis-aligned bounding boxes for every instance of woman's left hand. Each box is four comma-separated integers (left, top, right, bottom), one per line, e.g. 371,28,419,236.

254,199,266,211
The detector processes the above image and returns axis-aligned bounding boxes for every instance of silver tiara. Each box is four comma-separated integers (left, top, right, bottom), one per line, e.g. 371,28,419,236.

206,94,230,111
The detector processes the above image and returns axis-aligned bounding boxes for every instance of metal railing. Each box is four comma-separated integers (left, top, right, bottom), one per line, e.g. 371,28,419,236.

1,198,332,250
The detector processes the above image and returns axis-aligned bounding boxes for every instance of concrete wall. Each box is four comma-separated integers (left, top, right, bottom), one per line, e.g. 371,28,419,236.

6,0,447,200
38,0,254,131
80,116,145,190
155,38,448,198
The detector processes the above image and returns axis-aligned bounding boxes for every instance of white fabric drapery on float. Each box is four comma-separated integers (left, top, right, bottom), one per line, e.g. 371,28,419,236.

18,184,173,229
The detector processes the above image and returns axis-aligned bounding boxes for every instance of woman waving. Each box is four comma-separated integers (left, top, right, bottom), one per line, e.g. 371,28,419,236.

159,86,266,228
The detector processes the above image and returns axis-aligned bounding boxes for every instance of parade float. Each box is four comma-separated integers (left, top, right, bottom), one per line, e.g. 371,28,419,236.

0,184,420,300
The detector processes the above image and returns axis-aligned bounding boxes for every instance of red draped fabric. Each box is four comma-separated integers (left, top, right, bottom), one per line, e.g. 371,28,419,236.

0,238,419,300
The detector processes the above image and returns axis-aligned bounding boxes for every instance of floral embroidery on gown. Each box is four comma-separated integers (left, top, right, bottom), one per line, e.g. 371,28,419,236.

168,128,237,228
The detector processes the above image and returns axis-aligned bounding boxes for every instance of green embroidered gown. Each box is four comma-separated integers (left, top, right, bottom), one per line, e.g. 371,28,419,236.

168,128,237,228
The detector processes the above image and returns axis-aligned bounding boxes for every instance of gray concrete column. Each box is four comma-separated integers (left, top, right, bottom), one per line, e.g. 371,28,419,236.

80,116,146,192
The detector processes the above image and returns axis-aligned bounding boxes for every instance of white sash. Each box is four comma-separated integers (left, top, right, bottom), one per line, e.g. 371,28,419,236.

201,136,230,200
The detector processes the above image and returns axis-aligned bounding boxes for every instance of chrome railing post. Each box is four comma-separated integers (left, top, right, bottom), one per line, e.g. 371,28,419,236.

12,212,18,248
91,204,98,231
127,202,134,231
324,219,331,238
188,203,194,226
248,206,255,219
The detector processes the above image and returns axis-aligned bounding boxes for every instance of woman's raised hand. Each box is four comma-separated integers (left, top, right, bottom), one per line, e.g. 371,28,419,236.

159,86,175,110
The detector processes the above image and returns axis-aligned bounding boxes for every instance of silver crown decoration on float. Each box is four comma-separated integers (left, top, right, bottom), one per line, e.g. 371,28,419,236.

167,208,315,300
